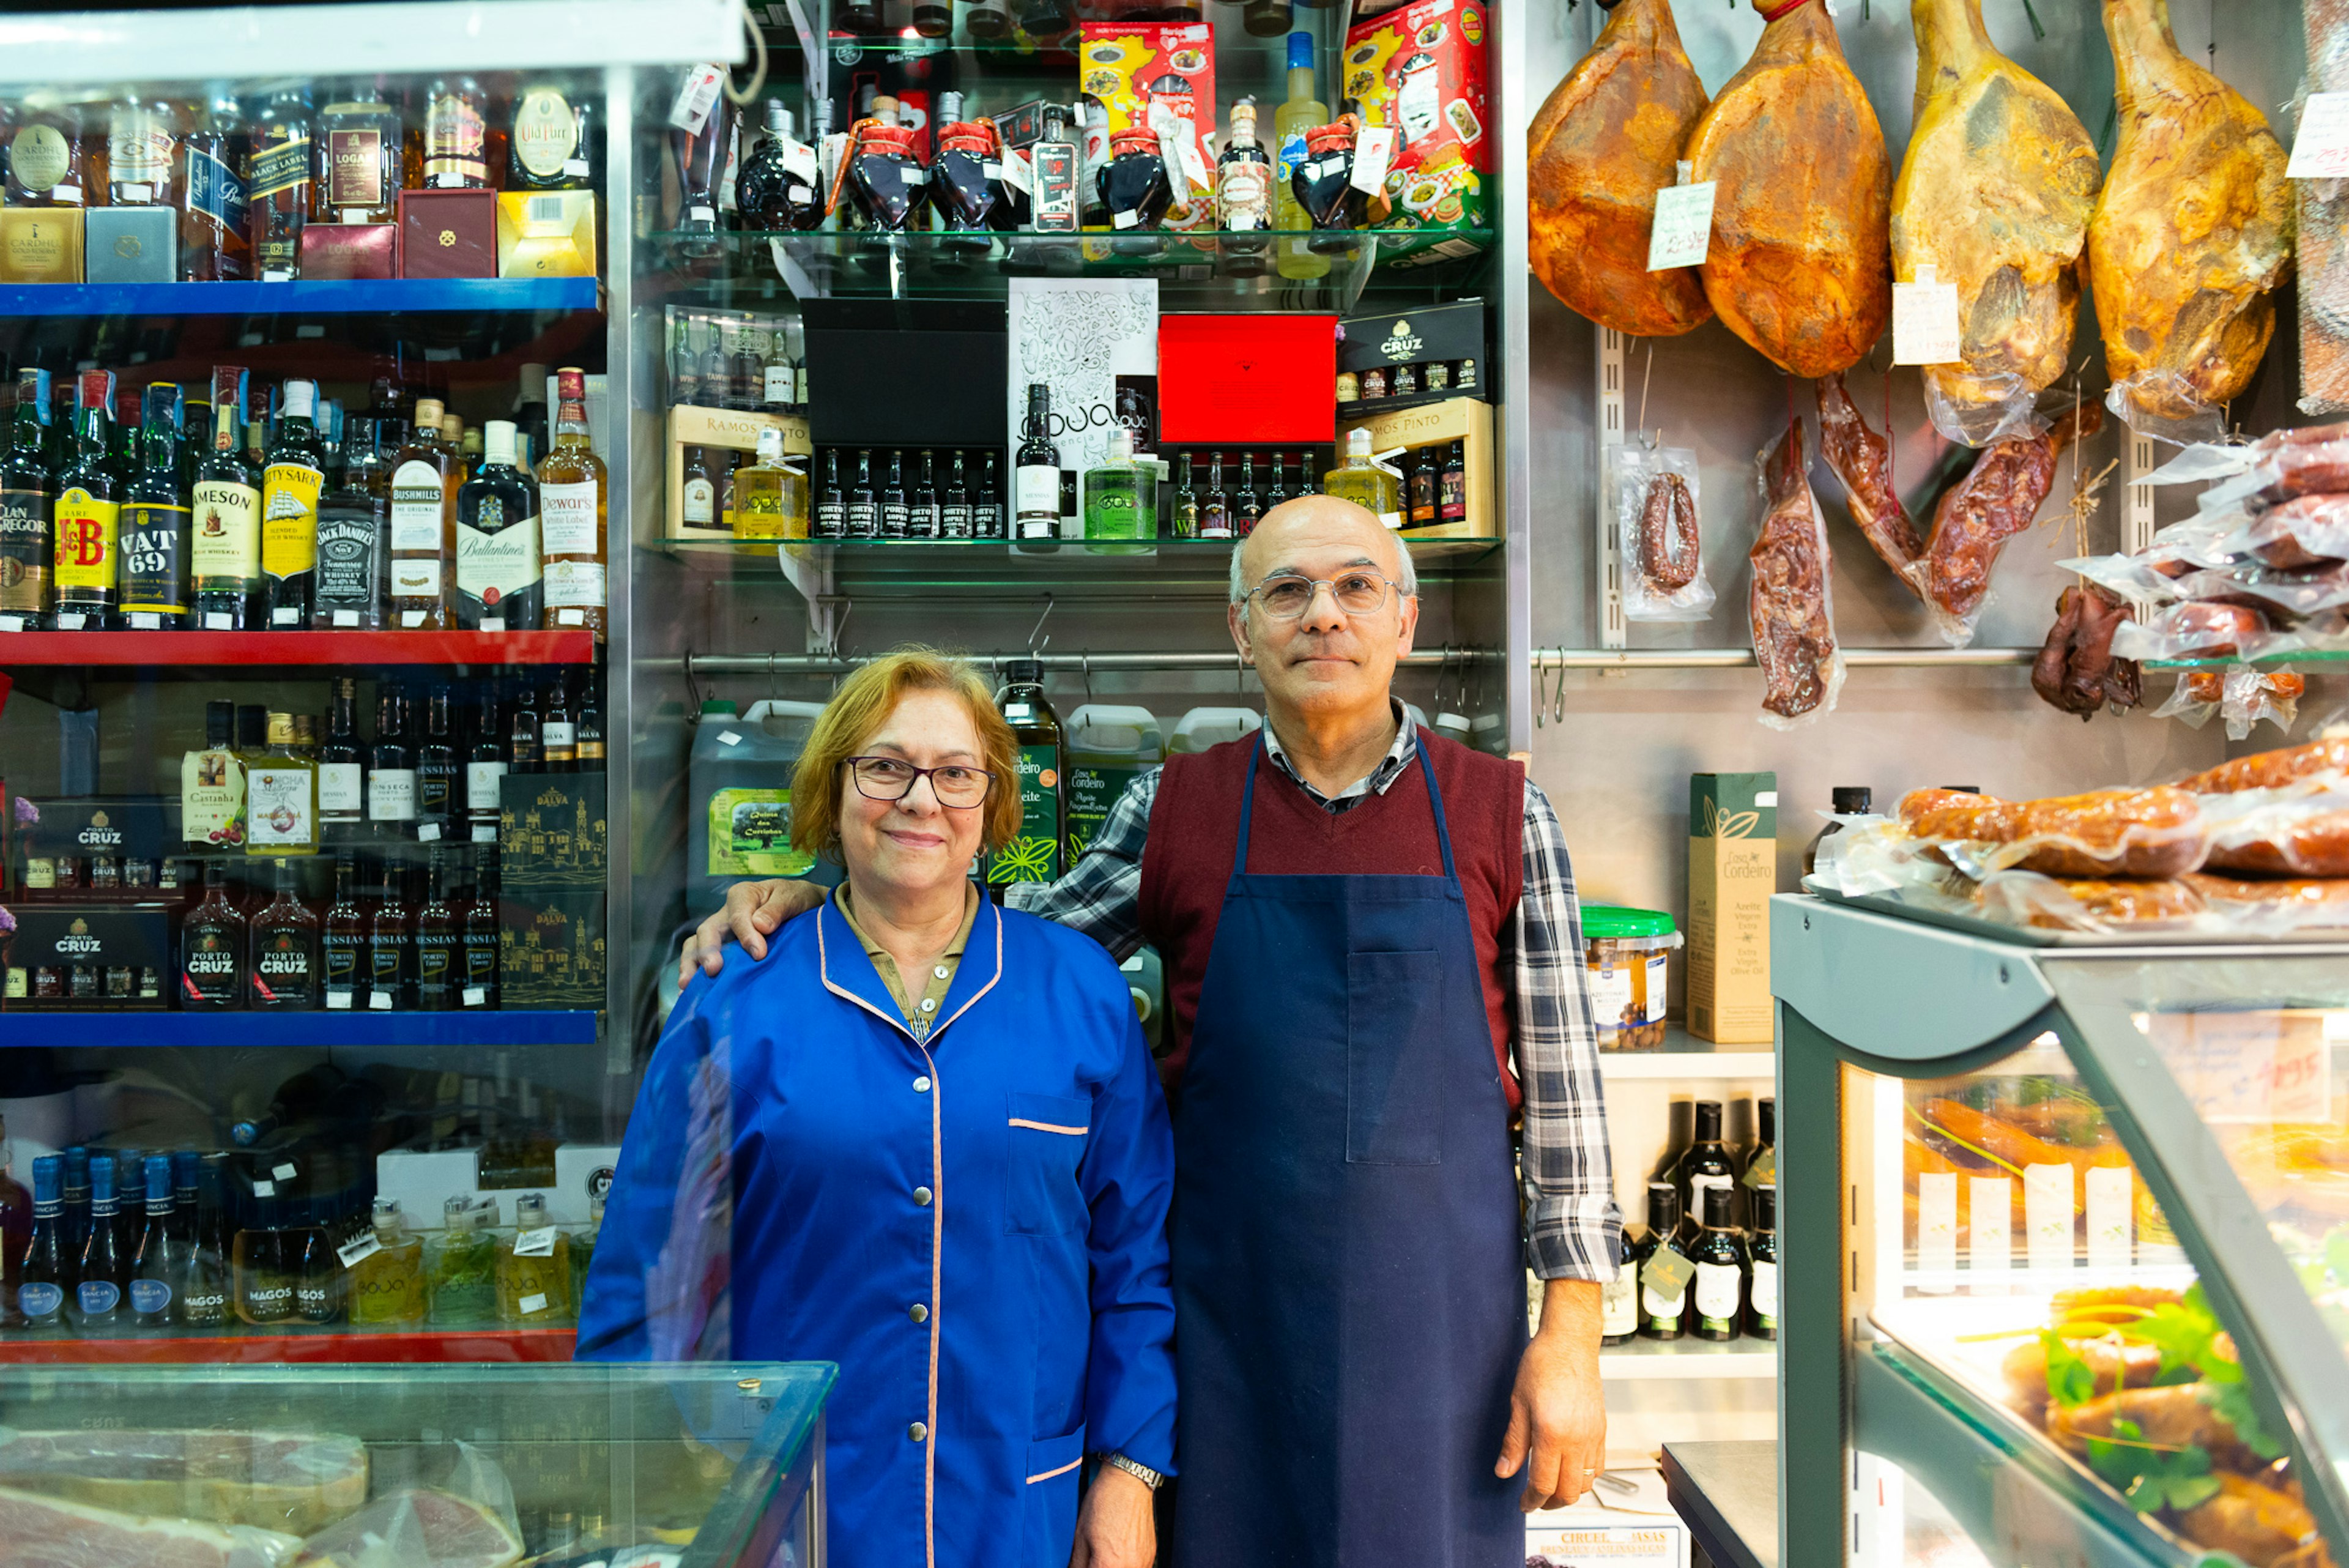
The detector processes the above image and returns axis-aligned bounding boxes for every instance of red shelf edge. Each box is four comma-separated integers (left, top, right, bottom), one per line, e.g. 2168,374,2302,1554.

0,1328,577,1364
0,630,597,667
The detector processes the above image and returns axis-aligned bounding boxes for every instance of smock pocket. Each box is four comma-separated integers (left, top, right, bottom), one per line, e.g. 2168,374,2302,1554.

1005,1090,1090,1236
1347,949,1444,1165
1021,1424,1087,1566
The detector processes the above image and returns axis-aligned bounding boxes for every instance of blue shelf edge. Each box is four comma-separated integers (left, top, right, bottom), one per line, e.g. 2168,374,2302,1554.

0,1009,600,1047
0,277,601,318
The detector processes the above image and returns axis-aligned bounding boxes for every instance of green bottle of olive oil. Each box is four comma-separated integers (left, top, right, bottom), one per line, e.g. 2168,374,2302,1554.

987,657,1064,899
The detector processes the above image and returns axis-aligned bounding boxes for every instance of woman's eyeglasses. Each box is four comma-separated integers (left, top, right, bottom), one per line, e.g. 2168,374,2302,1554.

845,756,995,808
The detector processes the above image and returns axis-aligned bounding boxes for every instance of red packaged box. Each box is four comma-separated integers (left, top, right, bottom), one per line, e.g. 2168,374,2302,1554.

397,189,497,279
299,222,396,280
1343,0,1490,266
1156,314,1336,445
1077,22,1216,226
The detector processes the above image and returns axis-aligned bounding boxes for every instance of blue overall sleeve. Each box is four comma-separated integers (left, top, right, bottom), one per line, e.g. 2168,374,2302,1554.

1077,998,1179,1475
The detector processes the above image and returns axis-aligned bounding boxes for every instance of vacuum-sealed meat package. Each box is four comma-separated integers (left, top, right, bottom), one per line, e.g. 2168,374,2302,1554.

1896,785,2209,877
2177,736,2349,794
2030,584,2140,719
1748,417,1844,727
2224,492,2349,569
1814,371,1923,586
1616,442,1715,620
1907,403,2101,646
2203,789,2349,877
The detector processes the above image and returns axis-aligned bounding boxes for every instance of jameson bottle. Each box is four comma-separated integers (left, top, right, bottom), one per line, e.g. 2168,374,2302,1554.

192,368,262,630
0,368,55,631
130,1156,182,1329
119,383,191,629
986,656,1063,896
17,1156,67,1329
261,379,327,627
52,371,122,630
1634,1181,1690,1341
251,858,322,1009
1691,1184,1746,1342
75,1156,128,1333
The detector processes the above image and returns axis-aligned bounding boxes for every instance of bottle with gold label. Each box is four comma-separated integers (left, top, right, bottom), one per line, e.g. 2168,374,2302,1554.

507,81,593,192
246,85,313,282
261,379,325,628
388,398,458,628
0,367,54,631
119,384,190,631
247,713,320,856
192,368,261,631
5,105,91,208
730,426,806,541
51,371,121,631
417,75,496,191
314,77,403,225
535,368,607,634
106,94,178,208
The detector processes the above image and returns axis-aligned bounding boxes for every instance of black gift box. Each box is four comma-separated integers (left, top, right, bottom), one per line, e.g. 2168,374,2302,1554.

1337,298,1490,414
2,902,174,1008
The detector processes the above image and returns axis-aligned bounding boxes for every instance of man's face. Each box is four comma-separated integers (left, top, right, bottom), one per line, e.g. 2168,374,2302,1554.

1228,498,1419,724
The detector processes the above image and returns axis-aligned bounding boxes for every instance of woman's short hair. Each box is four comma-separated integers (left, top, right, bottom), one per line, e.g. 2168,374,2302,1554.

790,647,1024,859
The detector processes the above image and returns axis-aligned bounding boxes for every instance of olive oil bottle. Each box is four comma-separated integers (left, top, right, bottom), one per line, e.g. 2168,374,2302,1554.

1633,1181,1690,1342
986,656,1063,897
1690,1183,1746,1342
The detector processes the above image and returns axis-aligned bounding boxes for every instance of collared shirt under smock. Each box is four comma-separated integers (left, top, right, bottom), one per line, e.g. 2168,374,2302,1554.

834,881,979,1038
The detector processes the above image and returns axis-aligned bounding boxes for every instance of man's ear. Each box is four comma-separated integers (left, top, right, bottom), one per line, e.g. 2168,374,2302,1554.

1227,598,1252,661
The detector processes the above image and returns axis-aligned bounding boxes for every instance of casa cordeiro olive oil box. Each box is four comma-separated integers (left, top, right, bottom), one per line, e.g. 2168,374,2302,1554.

1687,772,1776,1045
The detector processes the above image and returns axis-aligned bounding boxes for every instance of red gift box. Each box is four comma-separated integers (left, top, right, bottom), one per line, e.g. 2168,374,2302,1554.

397,188,497,279
1156,313,1337,445
299,222,396,280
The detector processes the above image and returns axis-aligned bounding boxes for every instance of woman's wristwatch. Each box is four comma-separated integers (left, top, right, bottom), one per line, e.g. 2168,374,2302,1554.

1096,1452,1165,1491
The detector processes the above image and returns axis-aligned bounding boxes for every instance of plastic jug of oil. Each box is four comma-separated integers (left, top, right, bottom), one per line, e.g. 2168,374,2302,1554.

1166,707,1261,754
687,696,828,910
1063,704,1163,860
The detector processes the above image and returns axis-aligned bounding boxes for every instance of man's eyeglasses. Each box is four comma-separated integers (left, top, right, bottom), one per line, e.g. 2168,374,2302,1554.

1247,570,1400,620
845,756,995,808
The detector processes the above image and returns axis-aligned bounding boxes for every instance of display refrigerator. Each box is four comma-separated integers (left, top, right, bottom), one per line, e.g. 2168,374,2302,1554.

1776,891,2349,1568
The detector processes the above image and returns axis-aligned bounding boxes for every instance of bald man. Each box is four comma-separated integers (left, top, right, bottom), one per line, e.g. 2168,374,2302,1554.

683,499,1620,1568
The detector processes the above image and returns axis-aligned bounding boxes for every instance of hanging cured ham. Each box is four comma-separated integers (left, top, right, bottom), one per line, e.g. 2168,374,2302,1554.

2088,0,2292,433
1683,0,1891,377
2301,0,2349,412
1891,0,2100,444
1527,0,1713,338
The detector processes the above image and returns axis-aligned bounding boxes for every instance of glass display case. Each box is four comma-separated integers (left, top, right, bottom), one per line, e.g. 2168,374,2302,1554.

0,1359,832,1566
1776,892,2349,1568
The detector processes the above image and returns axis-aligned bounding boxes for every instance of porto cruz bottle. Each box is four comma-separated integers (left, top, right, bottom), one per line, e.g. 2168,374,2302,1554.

0,368,54,631
193,368,262,629
844,450,879,540
251,858,322,1009
940,451,972,540
973,452,1005,540
119,383,191,630
52,371,122,631
17,1156,69,1330
130,1157,182,1330
455,420,542,631
75,1156,128,1333
182,868,248,1009
814,449,846,540
261,380,327,627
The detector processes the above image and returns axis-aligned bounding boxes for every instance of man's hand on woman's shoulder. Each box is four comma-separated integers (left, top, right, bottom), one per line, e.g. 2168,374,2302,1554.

675,879,827,989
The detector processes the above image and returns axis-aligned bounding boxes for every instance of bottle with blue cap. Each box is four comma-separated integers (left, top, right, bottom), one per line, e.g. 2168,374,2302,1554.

17,1154,69,1329
75,1154,128,1331
130,1155,180,1329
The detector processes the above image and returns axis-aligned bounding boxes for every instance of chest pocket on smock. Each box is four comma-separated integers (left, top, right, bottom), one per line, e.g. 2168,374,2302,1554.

1005,1090,1091,1236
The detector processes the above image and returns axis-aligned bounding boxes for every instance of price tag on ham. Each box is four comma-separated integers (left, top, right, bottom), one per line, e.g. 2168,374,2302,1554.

2288,92,2349,178
1351,126,1397,197
1893,265,1963,365
1646,178,1715,271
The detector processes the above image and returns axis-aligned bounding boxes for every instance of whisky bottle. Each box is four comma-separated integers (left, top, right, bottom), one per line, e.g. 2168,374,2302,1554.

368,689,417,835
537,369,607,634
416,685,461,841
319,677,365,839
247,713,321,856
461,849,501,1009
509,80,593,192
192,370,261,630
7,105,91,208
75,1156,128,1334
0,368,54,631
261,380,327,628
247,85,313,281
939,450,971,540
17,1156,67,1329
106,94,177,207
182,868,248,1009
316,78,403,225
844,449,879,540
1235,453,1263,537
455,420,542,632
541,678,577,772
119,384,190,630
179,91,251,282
1014,385,1060,541
184,699,248,849
1171,451,1200,539
388,398,457,629
1201,451,1233,541
367,861,415,1011
52,372,122,631
415,850,459,1011
879,449,911,540
322,854,366,1011
467,689,508,842
251,858,321,1009
312,417,390,628
418,75,494,190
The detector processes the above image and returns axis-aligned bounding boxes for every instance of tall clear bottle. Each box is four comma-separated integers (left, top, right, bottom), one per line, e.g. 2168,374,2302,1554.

74,1156,128,1334
455,420,541,631
14,1154,66,1329
536,370,607,634
246,714,321,857
261,380,327,628
1273,32,1330,281
179,1155,232,1328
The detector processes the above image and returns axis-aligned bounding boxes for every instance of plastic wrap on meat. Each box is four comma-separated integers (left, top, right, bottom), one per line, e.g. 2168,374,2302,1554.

0,1430,367,1536
2232,493,2349,569
2026,877,2206,926
2185,871,2349,922
1899,784,2208,876
1638,472,1699,590
2206,805,2349,877
0,1485,303,1568
1747,418,1846,725
2032,584,2140,718
2178,738,2349,794
2112,598,2270,662
1814,371,1924,585
2234,437,2349,510
1898,787,2020,841
1912,403,2103,640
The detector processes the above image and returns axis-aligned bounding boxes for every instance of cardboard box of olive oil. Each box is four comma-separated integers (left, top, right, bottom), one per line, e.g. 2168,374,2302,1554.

1686,771,1775,1044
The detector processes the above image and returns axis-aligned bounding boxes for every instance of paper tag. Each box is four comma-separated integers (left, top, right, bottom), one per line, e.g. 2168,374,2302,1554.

1646,179,1715,271
1177,135,1211,196
327,990,352,1010
1352,125,1397,196
784,138,820,187
519,1292,549,1315
718,730,741,746
820,131,850,196
332,609,358,627
668,64,725,135
1640,1245,1694,1298
1113,209,1140,229
418,822,442,842
515,1225,558,1257
274,1162,299,1181
2085,1164,2133,1270
370,992,393,1010
1741,1145,1776,1189
1968,1175,2011,1289
1001,148,1033,195
1917,1172,1959,1293
2290,91,2349,178
338,1233,383,1268
1893,264,1964,365
204,611,233,629
0,615,21,633
1378,511,1403,530
2024,1162,2074,1273
252,1180,276,1198
130,612,160,630
464,986,488,1006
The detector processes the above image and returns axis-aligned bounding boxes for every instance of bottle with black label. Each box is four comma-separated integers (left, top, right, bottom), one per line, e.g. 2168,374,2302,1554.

415,685,461,840
319,677,365,839
541,678,576,772
939,450,972,539
1633,1181,1690,1341
844,448,879,539
182,868,248,1009
311,416,389,628
368,689,417,834
414,850,459,1011
814,449,846,539
1691,1184,1746,1342
192,371,261,630
250,858,321,1010
909,449,942,540
1014,384,1059,541
322,854,366,1011
879,449,911,539
576,681,605,773
462,848,501,1009
261,379,326,627
455,419,541,631
0,367,54,632
247,85,312,281
507,684,541,770
118,384,191,630
973,451,1006,540
1201,451,1233,540
367,860,415,1011
467,688,508,841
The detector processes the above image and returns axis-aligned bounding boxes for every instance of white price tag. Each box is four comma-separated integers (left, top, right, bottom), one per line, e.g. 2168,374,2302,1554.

332,610,358,627
204,612,233,629
337,1233,382,1268
1968,1175,2011,1289
667,64,725,135
327,990,352,1011
1001,148,1034,195
1916,1172,1958,1293
463,986,488,1006
1176,134,1212,196
0,616,21,633
2023,1162,2074,1274
1351,125,1397,196
1646,178,1715,271
2085,1164,2133,1270
274,1162,298,1181
519,1292,549,1316
514,1225,558,1257
418,822,442,842
717,730,741,746
1113,209,1140,229
252,1180,276,1198
2290,91,2349,177
784,138,820,187
130,612,160,630
1893,263,1964,365
370,992,393,1010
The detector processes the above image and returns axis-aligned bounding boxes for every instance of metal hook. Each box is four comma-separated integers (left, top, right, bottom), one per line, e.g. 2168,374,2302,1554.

1082,650,1094,707
1535,650,1549,729
766,650,778,701
1553,650,1568,726
1027,594,1055,658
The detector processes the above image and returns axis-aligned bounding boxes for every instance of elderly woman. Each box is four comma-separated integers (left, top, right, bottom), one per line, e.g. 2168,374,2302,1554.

579,648,1173,1568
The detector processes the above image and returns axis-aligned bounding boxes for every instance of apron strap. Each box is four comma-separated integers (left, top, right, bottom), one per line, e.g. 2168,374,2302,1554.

1230,735,1265,880
1230,726,1464,886
1417,728,1461,885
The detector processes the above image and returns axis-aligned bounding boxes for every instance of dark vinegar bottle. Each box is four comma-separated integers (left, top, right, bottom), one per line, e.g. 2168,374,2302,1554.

16,1155,68,1329
1679,1099,1734,1244
1633,1181,1690,1342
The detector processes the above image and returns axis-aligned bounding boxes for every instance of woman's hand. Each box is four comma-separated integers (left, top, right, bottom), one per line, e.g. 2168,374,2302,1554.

1069,1465,1155,1568
676,879,825,988
1497,1277,1608,1512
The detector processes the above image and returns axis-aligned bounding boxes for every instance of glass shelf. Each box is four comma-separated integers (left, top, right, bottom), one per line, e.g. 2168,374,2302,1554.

650,227,1494,310
0,1011,601,1047
2145,648,2349,669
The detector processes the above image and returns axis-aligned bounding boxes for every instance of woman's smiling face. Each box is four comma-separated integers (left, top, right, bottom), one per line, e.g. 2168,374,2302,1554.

837,686,990,899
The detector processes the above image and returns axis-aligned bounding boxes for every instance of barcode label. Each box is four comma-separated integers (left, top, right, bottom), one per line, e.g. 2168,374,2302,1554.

527,195,566,225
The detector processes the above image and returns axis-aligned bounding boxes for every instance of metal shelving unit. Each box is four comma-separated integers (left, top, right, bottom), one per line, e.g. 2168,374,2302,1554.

0,278,599,318
0,1011,601,1046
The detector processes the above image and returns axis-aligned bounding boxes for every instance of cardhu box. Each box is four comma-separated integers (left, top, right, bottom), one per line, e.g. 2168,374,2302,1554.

1687,771,1777,1044
0,209,82,283
1342,0,1490,267
398,188,497,279
299,221,396,280
1158,314,1337,445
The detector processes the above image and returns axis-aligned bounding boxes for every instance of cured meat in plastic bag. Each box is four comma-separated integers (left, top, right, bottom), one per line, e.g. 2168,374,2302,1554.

1748,417,1845,727
2224,492,2349,568
1894,784,2210,877
2177,736,2349,794
1908,401,2102,645
1814,371,1924,586
1617,442,1715,621
2201,785,2349,875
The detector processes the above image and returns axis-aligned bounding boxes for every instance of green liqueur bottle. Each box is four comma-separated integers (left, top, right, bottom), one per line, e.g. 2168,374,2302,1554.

987,656,1063,896
1082,428,1156,555
1691,1183,1746,1342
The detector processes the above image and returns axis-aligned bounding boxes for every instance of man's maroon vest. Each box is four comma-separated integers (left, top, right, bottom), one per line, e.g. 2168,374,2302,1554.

1137,727,1526,1109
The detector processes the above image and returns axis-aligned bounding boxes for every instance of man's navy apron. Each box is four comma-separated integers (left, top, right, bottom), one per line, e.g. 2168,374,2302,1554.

1171,738,1523,1567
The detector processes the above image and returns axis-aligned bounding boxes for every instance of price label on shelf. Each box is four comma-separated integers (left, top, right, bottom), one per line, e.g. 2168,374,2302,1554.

337,1233,382,1269
2289,92,2349,177
1646,179,1714,270
1893,264,1963,365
